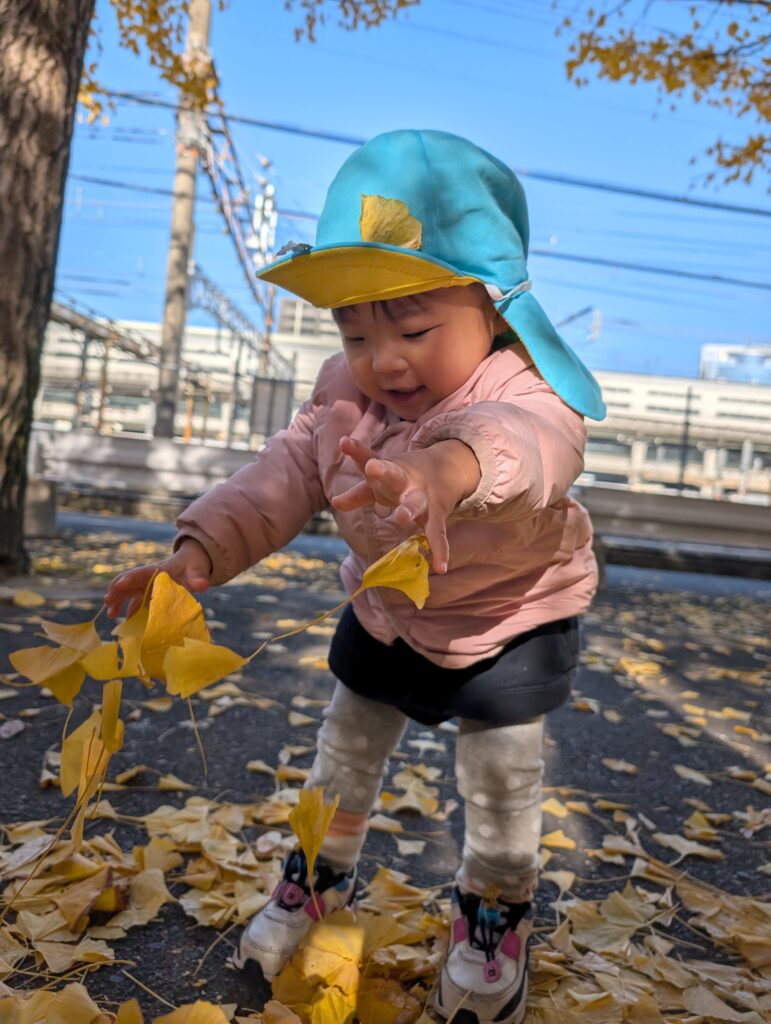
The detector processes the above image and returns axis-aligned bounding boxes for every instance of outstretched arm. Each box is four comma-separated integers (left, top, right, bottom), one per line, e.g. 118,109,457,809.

331,435,481,574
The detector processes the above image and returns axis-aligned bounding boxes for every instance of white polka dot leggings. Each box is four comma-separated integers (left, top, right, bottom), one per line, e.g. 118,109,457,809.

306,682,544,903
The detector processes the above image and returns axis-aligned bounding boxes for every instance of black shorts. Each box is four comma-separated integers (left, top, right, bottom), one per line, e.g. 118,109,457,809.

328,605,580,727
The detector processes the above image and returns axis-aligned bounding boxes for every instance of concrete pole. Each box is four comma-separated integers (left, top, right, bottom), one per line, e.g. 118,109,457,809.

72,333,91,429
677,386,693,493
154,0,212,439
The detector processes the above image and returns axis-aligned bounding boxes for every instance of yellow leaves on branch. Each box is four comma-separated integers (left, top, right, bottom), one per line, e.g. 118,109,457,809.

6,538,430,845
285,0,420,44
79,1,224,124
10,536,430,706
560,1,771,183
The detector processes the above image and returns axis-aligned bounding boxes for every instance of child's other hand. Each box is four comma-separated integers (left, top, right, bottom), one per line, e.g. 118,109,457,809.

104,538,212,620
332,436,481,574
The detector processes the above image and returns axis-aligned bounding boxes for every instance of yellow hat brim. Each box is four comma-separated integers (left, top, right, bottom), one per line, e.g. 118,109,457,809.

256,246,478,309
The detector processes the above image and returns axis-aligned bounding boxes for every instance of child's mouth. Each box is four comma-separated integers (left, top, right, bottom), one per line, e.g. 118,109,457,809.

386,386,426,406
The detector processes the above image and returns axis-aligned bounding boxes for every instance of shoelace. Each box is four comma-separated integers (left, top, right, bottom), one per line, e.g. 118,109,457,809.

473,903,506,964
277,849,351,910
459,891,529,963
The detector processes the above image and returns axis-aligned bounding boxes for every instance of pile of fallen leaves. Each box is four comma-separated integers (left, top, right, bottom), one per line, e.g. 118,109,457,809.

2,779,770,1021
1,537,770,1022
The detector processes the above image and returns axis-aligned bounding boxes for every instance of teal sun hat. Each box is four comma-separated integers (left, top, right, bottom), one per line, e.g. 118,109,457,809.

256,129,606,420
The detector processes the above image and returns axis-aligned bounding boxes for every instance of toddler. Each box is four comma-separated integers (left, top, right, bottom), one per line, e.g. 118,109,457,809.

106,129,606,1024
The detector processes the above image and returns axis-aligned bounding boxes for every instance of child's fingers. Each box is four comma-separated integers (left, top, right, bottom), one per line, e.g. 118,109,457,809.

185,571,210,594
423,513,449,574
364,458,408,495
340,435,378,472
331,480,376,511
105,567,156,618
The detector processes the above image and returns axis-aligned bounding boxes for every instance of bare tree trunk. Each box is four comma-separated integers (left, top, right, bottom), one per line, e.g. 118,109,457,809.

0,0,95,576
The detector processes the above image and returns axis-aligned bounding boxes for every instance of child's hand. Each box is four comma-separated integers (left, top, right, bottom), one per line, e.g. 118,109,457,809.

104,538,212,620
331,436,481,574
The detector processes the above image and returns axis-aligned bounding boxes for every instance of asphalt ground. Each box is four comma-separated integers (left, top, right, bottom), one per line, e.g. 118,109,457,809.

0,512,769,1015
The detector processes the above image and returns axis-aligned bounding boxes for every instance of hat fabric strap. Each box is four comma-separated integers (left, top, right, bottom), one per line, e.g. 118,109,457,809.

485,281,532,302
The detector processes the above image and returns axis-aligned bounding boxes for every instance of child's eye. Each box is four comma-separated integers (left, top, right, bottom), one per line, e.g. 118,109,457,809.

402,327,435,339
342,336,364,343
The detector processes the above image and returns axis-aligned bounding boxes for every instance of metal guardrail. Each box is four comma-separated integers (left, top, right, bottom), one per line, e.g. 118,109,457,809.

24,430,771,578
571,483,771,551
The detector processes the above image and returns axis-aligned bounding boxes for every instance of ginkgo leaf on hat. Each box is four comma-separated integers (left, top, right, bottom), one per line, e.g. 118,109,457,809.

359,535,430,609
140,573,210,681
360,195,422,249
163,638,248,698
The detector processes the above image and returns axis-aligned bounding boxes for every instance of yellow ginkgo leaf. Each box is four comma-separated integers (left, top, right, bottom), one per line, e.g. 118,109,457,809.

541,829,576,850
81,638,140,680
45,662,87,707
101,679,124,754
163,637,248,698
12,589,45,607
108,869,173,929
289,787,341,886
30,981,107,1019
155,1001,231,1024
60,709,102,797
52,865,112,933
263,1000,305,1024
359,535,430,609
9,643,83,686
359,195,422,249
37,618,101,654
140,573,210,681
116,998,145,1024
113,603,149,641
541,797,569,819
310,985,356,1024
35,935,113,974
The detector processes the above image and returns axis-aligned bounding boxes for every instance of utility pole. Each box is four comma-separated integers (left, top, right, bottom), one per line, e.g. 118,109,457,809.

677,386,693,493
154,0,212,438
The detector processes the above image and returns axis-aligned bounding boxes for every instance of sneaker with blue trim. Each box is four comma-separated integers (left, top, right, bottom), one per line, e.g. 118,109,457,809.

436,887,531,1024
234,848,357,982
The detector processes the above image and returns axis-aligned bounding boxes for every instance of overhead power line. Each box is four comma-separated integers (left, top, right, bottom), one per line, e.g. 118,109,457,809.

67,173,771,292
529,249,771,293
102,88,771,220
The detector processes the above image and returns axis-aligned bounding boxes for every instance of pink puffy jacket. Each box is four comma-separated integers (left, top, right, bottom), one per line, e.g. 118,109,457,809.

176,343,598,668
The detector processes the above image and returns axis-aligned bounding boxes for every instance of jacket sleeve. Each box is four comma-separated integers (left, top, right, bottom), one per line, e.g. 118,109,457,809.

174,370,332,585
410,385,587,522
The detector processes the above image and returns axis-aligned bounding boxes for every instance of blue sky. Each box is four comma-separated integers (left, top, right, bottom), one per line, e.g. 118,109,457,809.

58,0,771,379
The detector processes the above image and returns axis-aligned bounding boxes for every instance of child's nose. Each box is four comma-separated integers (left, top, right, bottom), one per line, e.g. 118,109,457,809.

372,340,408,376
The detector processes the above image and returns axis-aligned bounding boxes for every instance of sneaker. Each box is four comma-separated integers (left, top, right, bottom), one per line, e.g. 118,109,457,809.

435,887,531,1024
234,848,357,981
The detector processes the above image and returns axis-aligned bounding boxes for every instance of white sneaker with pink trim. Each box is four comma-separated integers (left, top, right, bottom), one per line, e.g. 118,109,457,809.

234,848,357,982
435,887,531,1024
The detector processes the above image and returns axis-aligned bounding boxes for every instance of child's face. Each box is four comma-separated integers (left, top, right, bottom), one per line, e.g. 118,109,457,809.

335,285,502,420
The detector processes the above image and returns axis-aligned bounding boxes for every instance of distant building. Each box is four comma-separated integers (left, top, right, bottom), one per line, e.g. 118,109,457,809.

700,344,771,385
273,299,340,403
36,298,771,502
